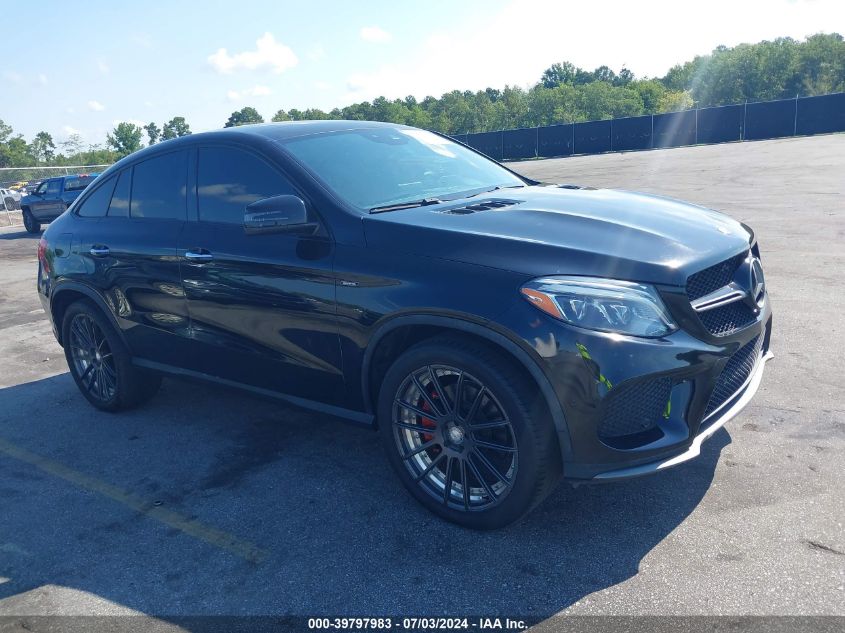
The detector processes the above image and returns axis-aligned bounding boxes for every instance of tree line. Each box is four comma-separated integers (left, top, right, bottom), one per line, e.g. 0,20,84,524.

1,32,842,167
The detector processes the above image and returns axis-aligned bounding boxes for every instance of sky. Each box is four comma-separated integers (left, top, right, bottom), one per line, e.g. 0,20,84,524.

2,0,844,147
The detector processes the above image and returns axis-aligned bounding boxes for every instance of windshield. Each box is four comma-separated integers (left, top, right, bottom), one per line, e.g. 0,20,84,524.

281,127,524,210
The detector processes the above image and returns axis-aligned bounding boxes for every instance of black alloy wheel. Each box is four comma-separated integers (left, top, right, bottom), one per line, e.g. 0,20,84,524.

62,300,161,411
392,364,518,512
68,312,118,404
379,336,561,529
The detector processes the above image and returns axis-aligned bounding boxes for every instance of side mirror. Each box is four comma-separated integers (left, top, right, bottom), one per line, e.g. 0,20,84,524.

243,195,317,235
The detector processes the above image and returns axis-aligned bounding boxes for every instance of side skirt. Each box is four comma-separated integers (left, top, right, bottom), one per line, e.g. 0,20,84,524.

133,358,375,427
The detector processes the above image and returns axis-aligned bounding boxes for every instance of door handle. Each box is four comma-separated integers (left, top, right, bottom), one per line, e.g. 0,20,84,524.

89,246,110,257
185,249,213,262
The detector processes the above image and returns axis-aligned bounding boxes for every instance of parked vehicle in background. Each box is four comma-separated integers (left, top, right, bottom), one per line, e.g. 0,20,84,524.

0,187,22,210
20,174,99,232
36,122,773,528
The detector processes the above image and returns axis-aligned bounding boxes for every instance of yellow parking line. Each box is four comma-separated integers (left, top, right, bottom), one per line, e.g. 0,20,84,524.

0,436,267,564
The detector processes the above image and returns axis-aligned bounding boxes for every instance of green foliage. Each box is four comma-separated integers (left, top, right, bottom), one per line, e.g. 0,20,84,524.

161,117,191,140
224,107,264,127
107,122,143,157
144,122,161,145
0,135,34,167
297,32,840,133
0,120,13,145
31,132,56,162
666,33,845,106
59,134,84,157
271,110,291,122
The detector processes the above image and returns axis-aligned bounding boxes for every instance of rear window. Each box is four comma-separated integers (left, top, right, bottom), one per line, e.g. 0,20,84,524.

64,175,97,192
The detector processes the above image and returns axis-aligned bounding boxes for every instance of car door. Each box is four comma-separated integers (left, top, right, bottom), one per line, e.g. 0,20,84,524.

43,178,64,219
178,144,344,405
29,180,55,220
73,152,193,367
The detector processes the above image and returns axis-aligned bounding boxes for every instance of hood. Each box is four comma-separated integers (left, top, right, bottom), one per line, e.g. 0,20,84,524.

362,186,753,286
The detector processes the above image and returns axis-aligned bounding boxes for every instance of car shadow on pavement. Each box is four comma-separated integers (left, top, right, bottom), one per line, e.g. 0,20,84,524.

0,372,728,622
0,229,39,240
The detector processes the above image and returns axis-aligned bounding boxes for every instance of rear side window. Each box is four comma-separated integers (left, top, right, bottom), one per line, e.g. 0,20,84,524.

108,169,131,217
130,151,187,220
76,177,116,218
197,146,297,224
64,175,96,192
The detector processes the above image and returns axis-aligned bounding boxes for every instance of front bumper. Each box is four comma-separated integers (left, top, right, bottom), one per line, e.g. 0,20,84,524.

592,348,773,481
496,282,773,481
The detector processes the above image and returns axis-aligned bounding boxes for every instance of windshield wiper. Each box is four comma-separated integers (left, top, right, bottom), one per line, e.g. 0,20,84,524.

369,197,444,213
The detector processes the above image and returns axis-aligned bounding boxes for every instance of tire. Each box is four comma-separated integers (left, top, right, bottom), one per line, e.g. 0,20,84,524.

378,336,561,529
62,300,162,411
22,208,40,233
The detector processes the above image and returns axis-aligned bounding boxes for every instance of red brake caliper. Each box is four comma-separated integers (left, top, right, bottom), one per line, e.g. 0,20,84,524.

419,394,438,442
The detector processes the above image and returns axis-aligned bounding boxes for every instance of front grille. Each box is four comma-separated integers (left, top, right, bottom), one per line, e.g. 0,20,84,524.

698,302,758,336
686,251,757,336
599,377,672,440
704,335,763,418
686,253,745,301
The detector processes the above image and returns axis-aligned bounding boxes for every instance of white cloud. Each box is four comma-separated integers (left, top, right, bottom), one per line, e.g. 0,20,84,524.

37,73,48,86
2,70,21,83
87,100,105,111
307,44,327,62
313,80,331,91
208,33,298,74
62,126,80,136
227,84,273,101
360,26,391,43
97,60,110,75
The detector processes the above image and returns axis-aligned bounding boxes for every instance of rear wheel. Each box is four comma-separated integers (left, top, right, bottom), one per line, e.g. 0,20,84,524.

378,336,561,529
22,208,40,233
62,301,161,411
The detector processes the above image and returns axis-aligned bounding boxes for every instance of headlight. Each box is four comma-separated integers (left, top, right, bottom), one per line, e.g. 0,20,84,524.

521,276,677,338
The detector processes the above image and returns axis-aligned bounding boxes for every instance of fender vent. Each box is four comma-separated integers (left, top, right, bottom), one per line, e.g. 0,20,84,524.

436,199,519,215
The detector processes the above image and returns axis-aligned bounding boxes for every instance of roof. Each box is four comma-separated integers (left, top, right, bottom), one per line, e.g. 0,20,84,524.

216,119,408,141
104,120,411,175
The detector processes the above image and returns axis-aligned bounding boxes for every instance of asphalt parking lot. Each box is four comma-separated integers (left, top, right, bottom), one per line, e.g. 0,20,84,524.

0,135,842,625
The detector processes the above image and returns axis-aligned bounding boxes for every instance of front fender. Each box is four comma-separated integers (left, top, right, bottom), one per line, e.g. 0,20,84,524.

361,312,573,459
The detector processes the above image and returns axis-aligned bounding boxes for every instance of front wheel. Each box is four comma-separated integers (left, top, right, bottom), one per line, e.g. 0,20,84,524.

62,301,161,411
22,208,40,233
378,336,561,529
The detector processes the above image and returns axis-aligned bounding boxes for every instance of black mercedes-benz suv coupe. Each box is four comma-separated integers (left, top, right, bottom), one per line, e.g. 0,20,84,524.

37,121,772,528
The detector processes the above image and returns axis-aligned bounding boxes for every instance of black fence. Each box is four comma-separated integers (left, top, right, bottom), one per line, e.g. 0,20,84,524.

458,92,845,161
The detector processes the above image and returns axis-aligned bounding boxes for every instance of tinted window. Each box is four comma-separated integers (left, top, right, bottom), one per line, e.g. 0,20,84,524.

46,180,61,196
197,146,297,224
130,151,187,220
64,175,97,192
76,177,116,218
108,169,131,217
